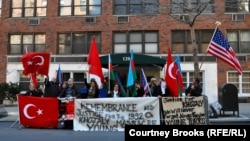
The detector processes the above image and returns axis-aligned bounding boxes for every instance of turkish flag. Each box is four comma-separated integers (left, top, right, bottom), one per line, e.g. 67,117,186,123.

21,52,50,76
18,95,58,128
87,36,104,88
165,48,179,97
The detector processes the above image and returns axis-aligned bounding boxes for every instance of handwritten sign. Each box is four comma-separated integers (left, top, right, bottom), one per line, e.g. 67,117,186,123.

161,96,208,125
74,97,160,131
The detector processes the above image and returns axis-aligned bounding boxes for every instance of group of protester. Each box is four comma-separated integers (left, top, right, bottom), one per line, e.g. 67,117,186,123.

24,76,202,98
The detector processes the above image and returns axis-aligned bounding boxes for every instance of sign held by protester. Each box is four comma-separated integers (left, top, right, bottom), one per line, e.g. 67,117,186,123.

161,96,208,125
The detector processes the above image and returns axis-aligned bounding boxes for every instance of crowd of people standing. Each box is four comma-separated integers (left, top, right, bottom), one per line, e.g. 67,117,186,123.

24,76,202,99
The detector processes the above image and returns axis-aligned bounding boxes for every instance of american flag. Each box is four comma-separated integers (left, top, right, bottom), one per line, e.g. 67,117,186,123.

140,68,149,97
207,28,242,75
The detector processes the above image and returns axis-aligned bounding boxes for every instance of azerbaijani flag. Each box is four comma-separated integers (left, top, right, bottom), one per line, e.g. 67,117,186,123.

126,50,137,97
175,55,184,96
109,54,115,81
56,64,63,86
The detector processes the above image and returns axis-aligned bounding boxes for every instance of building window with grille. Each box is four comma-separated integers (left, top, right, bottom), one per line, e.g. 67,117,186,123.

171,0,214,14
58,32,101,54
228,72,250,96
225,0,250,13
113,31,158,54
114,0,158,15
172,30,213,54
9,34,46,55
59,0,101,16
11,0,47,17
227,30,250,53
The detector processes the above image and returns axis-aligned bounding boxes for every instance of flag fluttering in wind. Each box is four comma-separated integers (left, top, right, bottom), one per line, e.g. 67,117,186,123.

165,48,179,97
21,52,51,76
56,64,63,86
126,50,137,97
87,36,105,88
24,48,39,87
207,28,242,75
109,54,115,81
140,68,150,97
175,55,184,93
108,54,116,91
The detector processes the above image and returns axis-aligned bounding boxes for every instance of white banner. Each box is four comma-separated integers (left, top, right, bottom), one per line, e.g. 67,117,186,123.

161,96,208,125
74,97,160,131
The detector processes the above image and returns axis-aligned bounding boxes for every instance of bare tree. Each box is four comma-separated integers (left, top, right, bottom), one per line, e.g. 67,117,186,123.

169,0,212,78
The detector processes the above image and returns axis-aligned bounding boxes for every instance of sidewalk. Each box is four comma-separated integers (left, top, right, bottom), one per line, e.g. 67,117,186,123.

1,102,250,123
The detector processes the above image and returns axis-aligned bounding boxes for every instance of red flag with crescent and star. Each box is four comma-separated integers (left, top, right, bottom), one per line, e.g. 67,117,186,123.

18,95,58,128
165,48,179,97
21,52,50,76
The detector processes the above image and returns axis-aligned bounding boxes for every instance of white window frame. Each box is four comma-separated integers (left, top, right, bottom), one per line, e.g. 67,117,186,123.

227,71,250,97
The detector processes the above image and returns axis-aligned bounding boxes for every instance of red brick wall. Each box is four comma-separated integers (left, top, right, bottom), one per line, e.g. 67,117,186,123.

0,0,249,85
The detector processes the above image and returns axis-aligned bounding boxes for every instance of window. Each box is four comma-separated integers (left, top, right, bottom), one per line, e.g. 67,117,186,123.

182,71,204,94
227,30,250,53
58,32,101,54
59,72,87,88
0,0,2,17
113,31,158,54
11,0,47,17
228,72,250,95
9,34,46,54
114,0,158,15
59,0,101,16
225,0,250,13
19,72,44,90
171,0,214,14
172,30,213,53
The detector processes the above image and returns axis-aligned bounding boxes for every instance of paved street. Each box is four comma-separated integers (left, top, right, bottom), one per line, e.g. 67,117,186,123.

0,102,250,140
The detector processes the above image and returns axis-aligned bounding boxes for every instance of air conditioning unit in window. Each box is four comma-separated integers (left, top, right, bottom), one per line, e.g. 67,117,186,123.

232,13,245,21
117,16,129,23
84,16,96,23
28,18,40,25
179,15,189,22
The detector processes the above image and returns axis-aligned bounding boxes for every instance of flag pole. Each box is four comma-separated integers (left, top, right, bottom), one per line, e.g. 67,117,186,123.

199,21,221,70
108,54,111,92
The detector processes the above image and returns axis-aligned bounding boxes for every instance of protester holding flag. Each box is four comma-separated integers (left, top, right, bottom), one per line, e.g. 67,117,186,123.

185,78,202,97
44,77,60,98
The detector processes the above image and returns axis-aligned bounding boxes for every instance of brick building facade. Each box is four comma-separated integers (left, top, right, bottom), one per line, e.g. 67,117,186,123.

0,0,249,102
